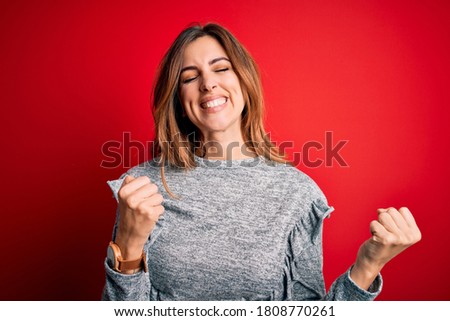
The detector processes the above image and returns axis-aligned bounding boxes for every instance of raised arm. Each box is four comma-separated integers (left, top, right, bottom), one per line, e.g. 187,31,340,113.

102,175,165,301
350,207,422,290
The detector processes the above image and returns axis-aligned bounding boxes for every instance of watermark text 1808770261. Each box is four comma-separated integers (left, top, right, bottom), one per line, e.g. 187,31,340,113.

100,131,349,169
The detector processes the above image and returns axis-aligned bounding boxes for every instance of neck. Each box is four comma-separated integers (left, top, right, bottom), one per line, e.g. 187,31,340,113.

198,131,256,160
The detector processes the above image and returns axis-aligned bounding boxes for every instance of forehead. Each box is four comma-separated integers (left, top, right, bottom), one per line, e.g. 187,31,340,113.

182,36,228,66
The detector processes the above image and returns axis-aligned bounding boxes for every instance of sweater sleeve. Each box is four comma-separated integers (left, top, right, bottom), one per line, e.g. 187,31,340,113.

284,182,382,301
101,174,151,301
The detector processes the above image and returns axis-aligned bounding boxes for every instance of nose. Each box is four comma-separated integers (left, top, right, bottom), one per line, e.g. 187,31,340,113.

200,73,217,92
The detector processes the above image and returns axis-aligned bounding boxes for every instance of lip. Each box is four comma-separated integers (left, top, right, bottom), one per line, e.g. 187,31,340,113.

200,97,228,114
199,95,228,105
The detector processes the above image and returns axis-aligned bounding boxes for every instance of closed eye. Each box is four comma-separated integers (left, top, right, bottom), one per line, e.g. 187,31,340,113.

181,67,229,84
182,76,198,84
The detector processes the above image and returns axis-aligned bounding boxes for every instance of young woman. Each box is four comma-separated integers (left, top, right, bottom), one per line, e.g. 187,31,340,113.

102,23,421,300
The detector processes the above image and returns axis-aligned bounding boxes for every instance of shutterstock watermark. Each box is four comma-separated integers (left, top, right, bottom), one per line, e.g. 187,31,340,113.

100,131,349,169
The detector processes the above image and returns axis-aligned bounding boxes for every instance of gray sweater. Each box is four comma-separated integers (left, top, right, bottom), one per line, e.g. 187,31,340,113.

102,155,382,300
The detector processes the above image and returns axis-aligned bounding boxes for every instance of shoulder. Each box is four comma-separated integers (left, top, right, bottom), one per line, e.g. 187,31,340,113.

273,163,332,215
270,162,326,197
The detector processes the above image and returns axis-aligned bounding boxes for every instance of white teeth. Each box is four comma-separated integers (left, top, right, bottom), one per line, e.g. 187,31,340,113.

203,98,227,108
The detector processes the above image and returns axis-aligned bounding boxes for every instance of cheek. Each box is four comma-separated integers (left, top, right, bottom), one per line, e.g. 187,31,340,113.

179,89,197,120
231,83,245,106
224,76,244,101
179,86,196,105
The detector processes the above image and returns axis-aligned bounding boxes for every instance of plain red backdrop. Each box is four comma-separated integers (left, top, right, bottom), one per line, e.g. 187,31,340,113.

1,0,449,300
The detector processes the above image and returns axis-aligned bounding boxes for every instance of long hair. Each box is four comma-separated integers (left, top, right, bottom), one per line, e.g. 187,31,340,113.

152,23,288,197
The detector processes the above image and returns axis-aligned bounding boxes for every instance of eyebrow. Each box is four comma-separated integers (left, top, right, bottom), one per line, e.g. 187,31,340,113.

180,57,230,74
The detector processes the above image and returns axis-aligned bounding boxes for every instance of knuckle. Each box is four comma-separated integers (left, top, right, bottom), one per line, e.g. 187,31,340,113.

385,207,396,213
118,187,127,201
126,195,139,209
398,234,409,245
404,228,422,244
147,205,164,219
142,208,152,220
408,230,419,242
383,234,396,245
378,212,389,221
382,236,391,245
155,193,164,204
136,201,149,213
146,207,158,221
401,233,412,244
391,236,401,245
149,183,159,195
415,229,422,242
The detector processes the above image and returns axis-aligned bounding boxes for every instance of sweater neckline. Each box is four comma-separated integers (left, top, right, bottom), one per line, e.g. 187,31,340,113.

193,154,266,169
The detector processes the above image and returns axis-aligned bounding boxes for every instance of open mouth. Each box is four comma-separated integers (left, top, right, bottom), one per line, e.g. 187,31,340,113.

200,97,228,109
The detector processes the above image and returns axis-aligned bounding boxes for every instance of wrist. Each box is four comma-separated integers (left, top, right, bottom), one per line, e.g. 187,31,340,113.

114,235,145,261
350,259,383,290
107,241,148,274
354,256,384,277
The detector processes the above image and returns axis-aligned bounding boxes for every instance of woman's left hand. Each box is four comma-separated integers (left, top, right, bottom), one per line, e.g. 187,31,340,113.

351,207,422,289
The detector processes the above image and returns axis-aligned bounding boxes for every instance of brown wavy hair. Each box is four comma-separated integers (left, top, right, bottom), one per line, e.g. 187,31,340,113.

152,23,288,197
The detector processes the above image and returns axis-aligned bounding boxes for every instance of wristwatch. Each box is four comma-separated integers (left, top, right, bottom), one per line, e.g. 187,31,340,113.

107,241,148,273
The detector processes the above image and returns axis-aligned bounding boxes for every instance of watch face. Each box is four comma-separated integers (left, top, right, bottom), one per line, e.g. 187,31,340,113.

107,245,115,268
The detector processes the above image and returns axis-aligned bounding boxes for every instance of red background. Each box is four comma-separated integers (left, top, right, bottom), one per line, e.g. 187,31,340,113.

1,0,449,300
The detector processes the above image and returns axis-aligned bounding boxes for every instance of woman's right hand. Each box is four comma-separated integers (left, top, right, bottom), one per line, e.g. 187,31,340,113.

114,175,165,260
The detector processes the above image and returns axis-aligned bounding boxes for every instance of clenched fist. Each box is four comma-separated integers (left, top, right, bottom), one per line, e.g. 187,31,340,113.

351,207,422,290
114,175,165,261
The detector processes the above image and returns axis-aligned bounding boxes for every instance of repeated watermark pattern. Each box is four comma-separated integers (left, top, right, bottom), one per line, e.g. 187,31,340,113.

100,131,349,169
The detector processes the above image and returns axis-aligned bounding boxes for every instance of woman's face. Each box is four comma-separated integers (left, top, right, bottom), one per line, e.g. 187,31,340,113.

178,36,245,139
